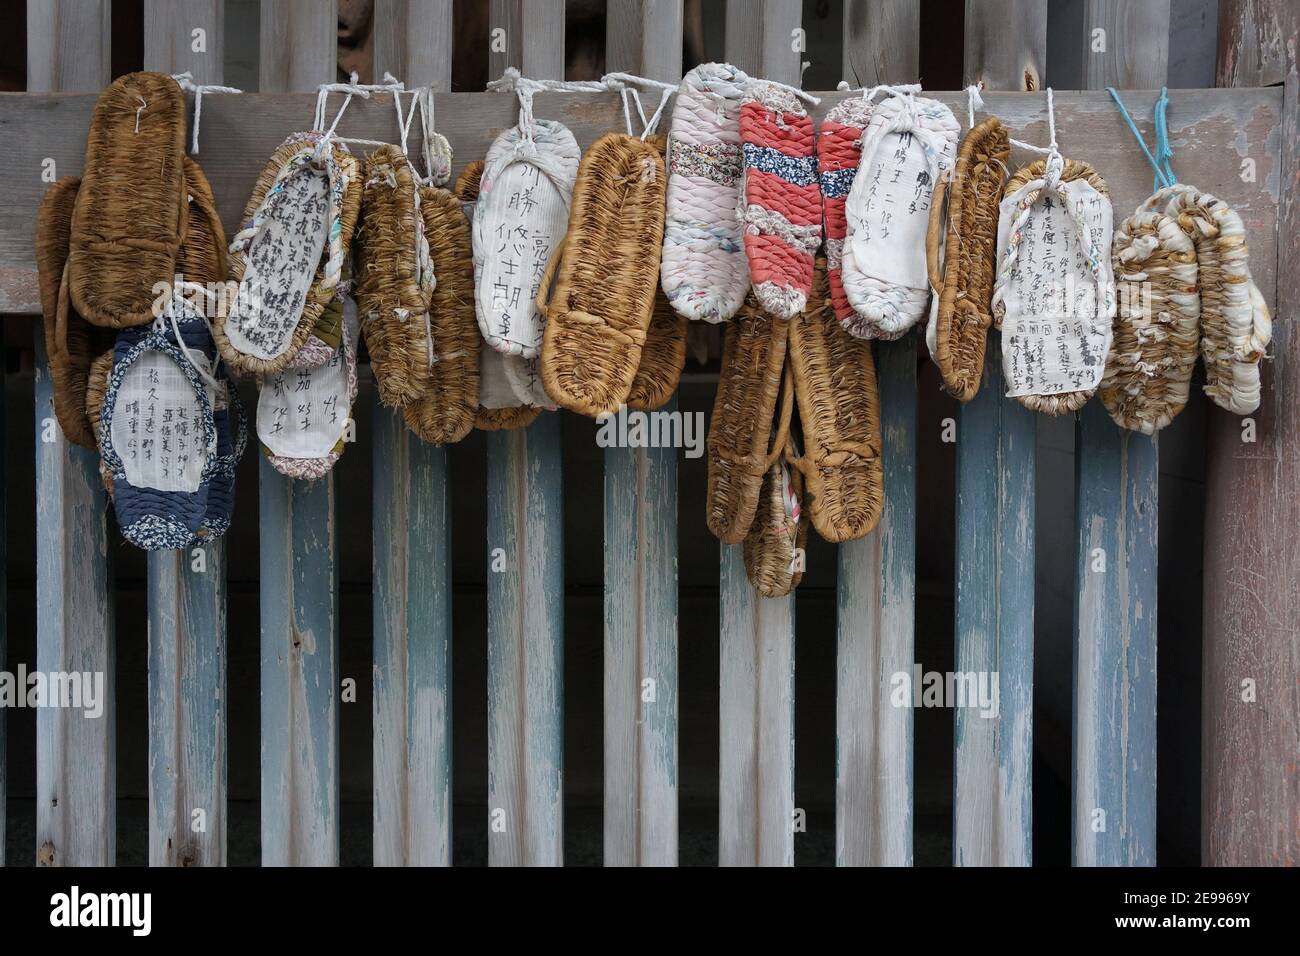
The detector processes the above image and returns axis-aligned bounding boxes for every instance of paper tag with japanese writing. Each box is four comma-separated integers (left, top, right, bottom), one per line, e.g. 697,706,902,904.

997,179,1114,398
257,333,351,458
111,352,214,493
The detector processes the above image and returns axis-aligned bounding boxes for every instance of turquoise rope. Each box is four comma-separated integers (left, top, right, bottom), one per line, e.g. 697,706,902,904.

1107,86,1177,193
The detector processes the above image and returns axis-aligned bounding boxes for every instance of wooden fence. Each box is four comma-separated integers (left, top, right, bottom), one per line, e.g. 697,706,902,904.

0,0,1294,866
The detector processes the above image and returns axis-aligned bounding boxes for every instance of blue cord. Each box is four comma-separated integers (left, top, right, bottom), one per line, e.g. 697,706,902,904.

1107,86,1176,193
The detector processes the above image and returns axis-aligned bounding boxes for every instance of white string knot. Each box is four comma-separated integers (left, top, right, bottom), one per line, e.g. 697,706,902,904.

134,96,146,133
172,72,242,153
965,83,984,128
1008,87,1061,158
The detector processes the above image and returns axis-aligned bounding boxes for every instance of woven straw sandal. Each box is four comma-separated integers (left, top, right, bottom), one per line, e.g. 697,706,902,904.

1100,207,1200,433
1142,184,1270,414
257,308,359,480
661,62,752,324
68,72,188,329
706,302,792,543
355,143,434,408
402,182,481,445
787,258,883,542
841,93,959,339
84,350,116,492
743,432,808,598
473,119,581,359
740,81,821,320
924,117,1010,402
537,130,665,417
993,154,1115,415
217,132,361,376
818,97,875,328
36,176,117,448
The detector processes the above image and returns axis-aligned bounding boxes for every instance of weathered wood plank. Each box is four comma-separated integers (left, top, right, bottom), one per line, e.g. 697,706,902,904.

963,0,1048,91
1072,0,1166,868
835,0,918,869
1204,0,1300,867
602,0,682,868
0,359,5,867
28,0,114,870
256,2,341,867
373,0,453,87
725,0,802,87
489,0,566,78
143,0,224,83
0,89,1283,313
487,419,565,866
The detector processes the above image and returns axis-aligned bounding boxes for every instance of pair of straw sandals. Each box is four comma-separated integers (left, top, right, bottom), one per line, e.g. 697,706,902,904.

37,72,246,551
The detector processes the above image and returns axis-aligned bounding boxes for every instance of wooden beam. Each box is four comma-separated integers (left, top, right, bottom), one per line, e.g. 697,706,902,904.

835,0,919,868
602,0,682,868
1072,0,1167,868
370,0,455,870
1205,0,1300,867
27,0,115,870
953,0,1048,867
143,0,225,83
260,0,338,93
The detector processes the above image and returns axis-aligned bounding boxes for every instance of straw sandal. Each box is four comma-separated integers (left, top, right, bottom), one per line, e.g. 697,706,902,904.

355,143,434,408
818,97,875,328
993,154,1115,415
1142,184,1270,415
217,132,362,376
787,258,883,542
1100,207,1200,433
68,72,188,329
743,434,808,599
36,176,117,448
473,119,581,359
740,81,821,320
536,130,665,417
924,117,1011,402
841,93,959,339
401,182,480,445
706,301,792,543
257,308,359,480
661,62,751,324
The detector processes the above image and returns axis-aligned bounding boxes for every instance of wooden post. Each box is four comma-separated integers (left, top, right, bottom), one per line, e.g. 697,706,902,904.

257,0,342,867
0,349,5,867
718,0,800,868
370,0,455,869
835,0,919,868
1206,0,1300,867
141,0,229,868
953,0,1045,867
1072,0,1166,868
27,0,115,869
602,0,682,868
485,0,566,867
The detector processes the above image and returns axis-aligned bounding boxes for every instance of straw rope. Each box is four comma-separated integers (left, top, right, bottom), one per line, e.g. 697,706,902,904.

84,350,116,494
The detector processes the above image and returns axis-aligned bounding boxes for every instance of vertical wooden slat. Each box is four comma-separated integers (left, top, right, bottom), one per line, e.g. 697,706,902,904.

0,356,5,867
1072,0,1166,868
370,0,455,870
835,0,919,868
954,0,1046,867
1205,0,1300,867
601,0,683,869
257,0,341,867
717,0,800,868
142,0,229,869
485,0,567,869
28,0,115,869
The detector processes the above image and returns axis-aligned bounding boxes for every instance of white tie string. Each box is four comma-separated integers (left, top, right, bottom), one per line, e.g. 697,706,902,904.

965,83,983,129
1008,86,1059,158
171,72,242,153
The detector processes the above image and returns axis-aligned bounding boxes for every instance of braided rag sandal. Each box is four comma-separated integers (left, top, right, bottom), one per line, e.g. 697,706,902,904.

740,81,821,319
925,117,1010,402
1100,207,1200,433
355,143,434,408
818,96,875,327
788,258,883,542
36,176,117,448
68,72,188,329
661,62,751,323
538,130,665,417
1142,184,1270,414
706,303,792,544
994,154,1116,415
217,132,361,376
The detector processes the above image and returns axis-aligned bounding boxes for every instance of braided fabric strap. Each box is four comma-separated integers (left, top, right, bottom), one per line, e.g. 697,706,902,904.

840,93,959,339
992,153,1116,411
740,81,821,320
818,97,875,326
661,62,751,323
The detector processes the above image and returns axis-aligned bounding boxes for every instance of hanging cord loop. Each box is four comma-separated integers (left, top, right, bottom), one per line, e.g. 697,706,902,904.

171,72,242,153
1108,86,1176,193
601,72,678,139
